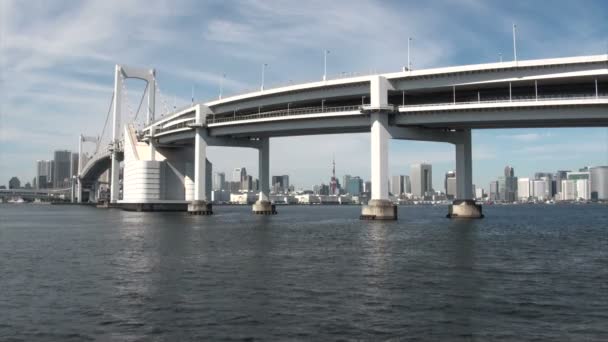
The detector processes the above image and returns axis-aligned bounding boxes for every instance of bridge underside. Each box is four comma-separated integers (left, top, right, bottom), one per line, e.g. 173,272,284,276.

395,106,608,129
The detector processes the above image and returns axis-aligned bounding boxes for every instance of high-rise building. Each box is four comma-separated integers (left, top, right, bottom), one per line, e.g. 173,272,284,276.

410,163,432,198
70,153,79,178
404,175,411,194
53,150,72,188
489,181,499,201
589,166,608,200
363,181,372,193
475,187,484,199
533,179,549,201
560,180,577,200
232,168,247,192
517,177,531,201
346,176,363,196
554,170,570,196
535,172,555,197
567,171,590,200
213,172,226,191
272,175,290,194
444,171,456,200
499,165,517,202
343,175,352,194
36,160,53,189
391,175,405,197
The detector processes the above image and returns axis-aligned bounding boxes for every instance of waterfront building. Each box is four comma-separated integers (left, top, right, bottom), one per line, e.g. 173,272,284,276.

346,176,363,196
272,175,290,194
445,171,456,200
213,172,226,191
363,181,372,193
411,163,432,198
489,181,499,201
532,179,550,201
70,153,79,178
517,177,531,201
589,166,608,200
475,187,484,200
36,160,54,189
391,175,405,197
554,170,570,195
498,166,517,202
567,171,590,200
53,150,72,188
560,180,577,201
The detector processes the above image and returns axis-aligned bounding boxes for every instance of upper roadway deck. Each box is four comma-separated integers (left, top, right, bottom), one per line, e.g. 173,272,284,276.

143,54,608,143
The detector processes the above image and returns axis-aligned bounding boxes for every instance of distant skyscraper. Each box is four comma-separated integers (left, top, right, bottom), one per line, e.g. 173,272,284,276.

70,153,79,178
517,177,531,201
343,175,352,193
499,165,518,202
411,163,432,198
560,180,577,201
567,171,590,200
554,170,570,196
53,150,71,188
213,172,226,191
404,175,411,194
232,168,247,191
272,175,289,194
489,181,499,201
589,166,608,200
346,176,363,196
363,181,372,193
36,160,53,189
391,175,405,197
444,171,456,200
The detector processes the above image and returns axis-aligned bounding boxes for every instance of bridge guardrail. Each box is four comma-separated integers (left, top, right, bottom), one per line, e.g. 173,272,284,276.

207,105,362,124
398,94,608,109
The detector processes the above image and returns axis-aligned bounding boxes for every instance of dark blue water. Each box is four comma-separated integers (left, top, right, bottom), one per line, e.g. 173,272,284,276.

1,204,607,341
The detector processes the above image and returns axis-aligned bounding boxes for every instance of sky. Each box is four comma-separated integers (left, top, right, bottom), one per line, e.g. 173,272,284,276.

1,0,607,191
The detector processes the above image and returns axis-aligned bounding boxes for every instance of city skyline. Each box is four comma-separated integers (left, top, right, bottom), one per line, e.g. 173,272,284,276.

1,1,608,188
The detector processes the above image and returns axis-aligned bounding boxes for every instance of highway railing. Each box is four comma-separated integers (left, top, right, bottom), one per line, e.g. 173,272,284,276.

398,93,608,110
207,105,362,124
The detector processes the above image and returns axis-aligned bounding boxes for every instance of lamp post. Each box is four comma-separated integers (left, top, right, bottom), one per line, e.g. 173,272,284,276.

407,37,412,71
219,73,225,100
261,63,268,91
323,49,330,81
512,23,518,63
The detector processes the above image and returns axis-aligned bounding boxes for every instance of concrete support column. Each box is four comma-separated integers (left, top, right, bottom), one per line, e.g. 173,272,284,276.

189,127,212,214
361,111,396,220
455,128,473,200
448,128,483,218
77,135,83,203
370,112,389,201
253,137,276,214
110,65,122,203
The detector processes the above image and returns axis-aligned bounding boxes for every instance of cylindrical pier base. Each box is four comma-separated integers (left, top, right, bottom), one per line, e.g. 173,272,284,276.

188,200,213,215
252,200,277,215
360,199,397,220
447,199,483,219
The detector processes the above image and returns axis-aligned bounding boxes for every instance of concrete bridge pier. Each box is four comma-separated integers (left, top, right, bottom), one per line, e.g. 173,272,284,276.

448,128,483,218
252,138,276,215
189,127,213,215
361,112,397,220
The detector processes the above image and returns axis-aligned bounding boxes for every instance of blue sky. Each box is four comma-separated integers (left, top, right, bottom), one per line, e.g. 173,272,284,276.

1,0,607,190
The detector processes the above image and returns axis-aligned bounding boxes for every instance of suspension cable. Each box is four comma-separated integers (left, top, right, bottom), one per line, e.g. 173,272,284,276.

133,82,149,122
96,92,114,155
